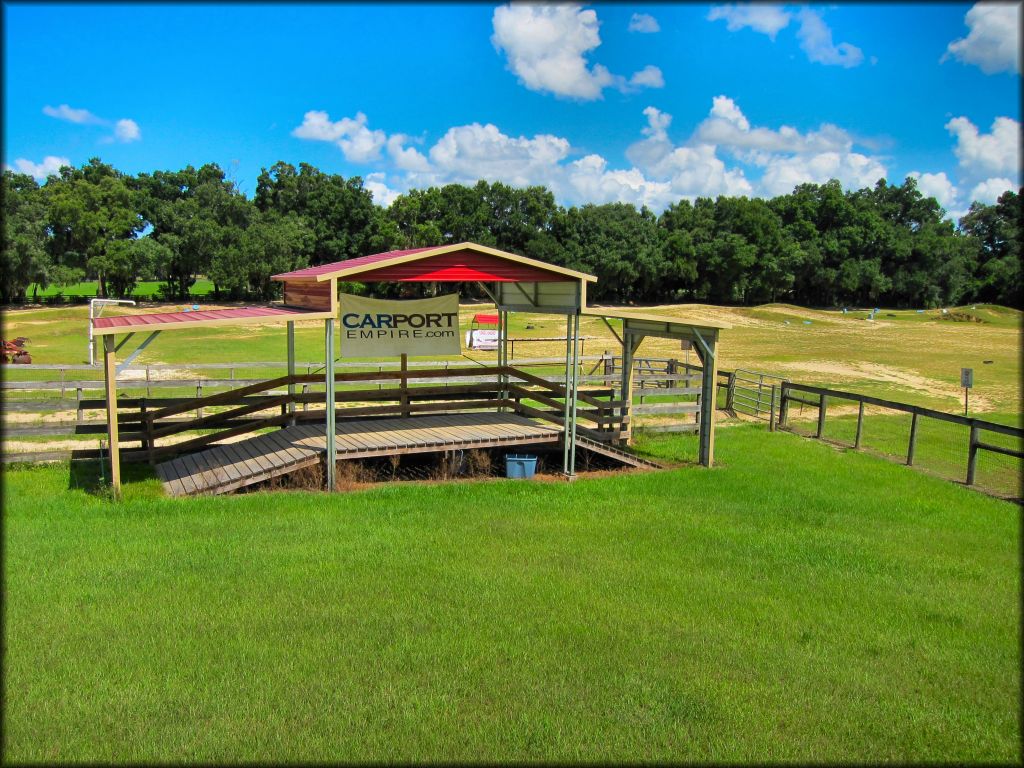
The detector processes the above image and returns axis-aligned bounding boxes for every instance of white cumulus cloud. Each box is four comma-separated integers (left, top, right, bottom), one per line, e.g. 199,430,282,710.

692,96,854,161
796,8,864,68
42,103,142,144
114,118,141,142
364,172,402,207
428,123,571,188
491,3,663,100
386,135,432,173
907,171,959,210
946,115,1021,178
709,6,865,67
943,2,1021,75
628,13,660,33
5,155,71,181
289,99,897,211
707,4,791,40
292,110,387,163
42,104,103,124
568,154,672,209
969,176,1015,204
629,65,664,89
759,151,886,196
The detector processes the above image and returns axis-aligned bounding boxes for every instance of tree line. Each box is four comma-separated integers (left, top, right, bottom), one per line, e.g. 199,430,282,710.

3,157,1020,308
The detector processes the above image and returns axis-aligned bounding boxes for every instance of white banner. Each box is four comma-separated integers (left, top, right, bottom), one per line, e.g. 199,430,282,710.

338,293,461,358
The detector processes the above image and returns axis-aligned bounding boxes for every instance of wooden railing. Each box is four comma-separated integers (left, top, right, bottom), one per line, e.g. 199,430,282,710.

779,381,1023,492
3,357,715,463
11,366,628,465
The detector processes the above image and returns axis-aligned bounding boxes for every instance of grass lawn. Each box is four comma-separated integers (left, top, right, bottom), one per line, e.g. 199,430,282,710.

23,278,216,300
3,425,1019,763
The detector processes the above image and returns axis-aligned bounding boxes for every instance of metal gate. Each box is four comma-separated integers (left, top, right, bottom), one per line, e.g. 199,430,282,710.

725,368,787,424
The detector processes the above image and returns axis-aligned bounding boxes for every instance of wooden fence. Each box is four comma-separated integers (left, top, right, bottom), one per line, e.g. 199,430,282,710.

2,356,706,462
779,381,1023,496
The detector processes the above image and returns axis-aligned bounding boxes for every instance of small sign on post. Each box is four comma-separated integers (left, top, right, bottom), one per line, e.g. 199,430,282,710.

961,367,973,416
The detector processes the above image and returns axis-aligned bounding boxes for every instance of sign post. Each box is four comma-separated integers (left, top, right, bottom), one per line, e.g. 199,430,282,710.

961,367,973,416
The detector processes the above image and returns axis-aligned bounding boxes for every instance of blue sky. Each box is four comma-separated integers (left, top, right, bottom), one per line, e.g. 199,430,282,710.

3,2,1020,218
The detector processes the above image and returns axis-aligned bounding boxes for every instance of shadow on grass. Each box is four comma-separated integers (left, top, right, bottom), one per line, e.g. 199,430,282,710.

69,457,157,495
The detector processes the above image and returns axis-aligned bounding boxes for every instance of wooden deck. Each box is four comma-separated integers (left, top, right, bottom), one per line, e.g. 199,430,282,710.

156,412,561,496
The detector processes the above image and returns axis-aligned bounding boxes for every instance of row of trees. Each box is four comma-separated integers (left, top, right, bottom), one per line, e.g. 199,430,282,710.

3,157,1020,308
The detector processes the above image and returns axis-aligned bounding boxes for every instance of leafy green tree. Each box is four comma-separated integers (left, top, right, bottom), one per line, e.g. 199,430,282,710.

255,162,378,265
2,171,53,303
553,203,663,302
958,189,1021,307
44,158,144,297
134,163,252,299
211,212,314,299
92,237,168,298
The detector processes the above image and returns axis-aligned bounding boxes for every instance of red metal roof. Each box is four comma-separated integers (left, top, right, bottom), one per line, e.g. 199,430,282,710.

271,242,596,284
352,250,565,283
92,306,325,332
272,248,435,281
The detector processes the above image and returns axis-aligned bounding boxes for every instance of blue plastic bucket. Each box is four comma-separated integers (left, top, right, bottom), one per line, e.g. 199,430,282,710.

505,454,537,479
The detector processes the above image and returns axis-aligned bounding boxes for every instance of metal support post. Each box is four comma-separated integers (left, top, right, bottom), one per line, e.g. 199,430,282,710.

568,312,580,476
287,321,296,424
854,401,864,448
562,314,572,474
325,318,336,490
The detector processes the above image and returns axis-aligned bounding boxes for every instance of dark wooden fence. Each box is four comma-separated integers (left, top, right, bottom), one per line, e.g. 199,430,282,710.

778,381,1022,499
3,355,707,460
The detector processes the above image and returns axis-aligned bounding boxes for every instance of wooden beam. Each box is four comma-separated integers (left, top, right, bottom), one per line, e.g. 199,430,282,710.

696,331,718,467
619,331,643,444
103,335,121,496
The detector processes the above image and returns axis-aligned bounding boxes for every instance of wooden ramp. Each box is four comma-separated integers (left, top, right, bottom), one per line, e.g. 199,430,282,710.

574,435,665,470
156,412,561,497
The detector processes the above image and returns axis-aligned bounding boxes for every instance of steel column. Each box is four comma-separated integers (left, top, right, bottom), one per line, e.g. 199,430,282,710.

324,318,336,490
563,314,572,474
287,321,296,423
568,312,581,475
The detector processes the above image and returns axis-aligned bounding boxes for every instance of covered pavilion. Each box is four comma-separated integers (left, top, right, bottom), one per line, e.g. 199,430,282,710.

90,242,725,496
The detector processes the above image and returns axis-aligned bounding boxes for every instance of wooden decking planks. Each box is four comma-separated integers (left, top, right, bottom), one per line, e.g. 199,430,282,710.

156,412,561,497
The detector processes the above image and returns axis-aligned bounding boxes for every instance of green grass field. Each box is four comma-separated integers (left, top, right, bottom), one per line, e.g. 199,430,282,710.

23,278,215,300
3,425,1020,763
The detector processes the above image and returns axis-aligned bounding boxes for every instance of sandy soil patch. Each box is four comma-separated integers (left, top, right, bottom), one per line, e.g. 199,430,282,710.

773,360,992,411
